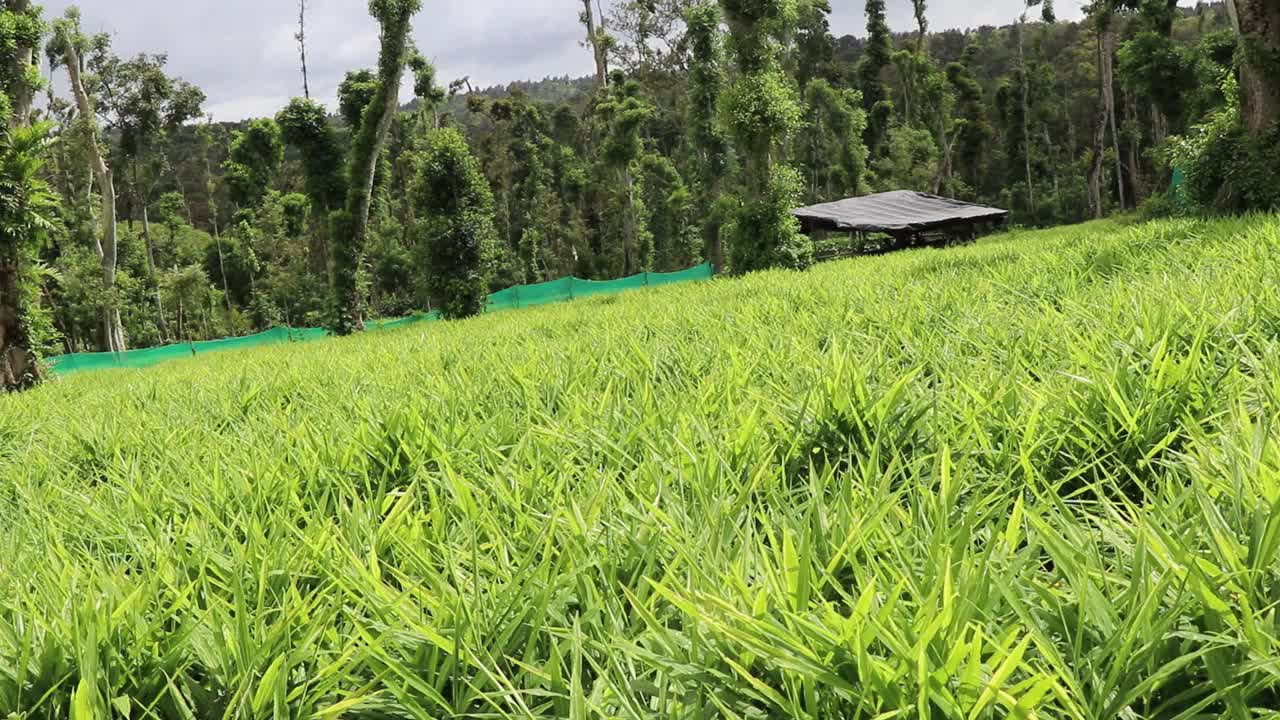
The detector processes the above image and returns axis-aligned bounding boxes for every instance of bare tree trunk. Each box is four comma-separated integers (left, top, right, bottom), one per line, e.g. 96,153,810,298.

1089,34,1107,219
297,0,311,99
141,203,169,342
1018,18,1034,214
900,62,914,125
621,166,636,276
0,251,38,390
1150,104,1168,147
581,0,610,87
64,39,126,353
4,0,33,129
810,113,822,201
1227,0,1280,133
1042,126,1060,200
135,160,167,341
934,117,955,195
200,133,234,314
1099,27,1126,210
176,183,196,225
1124,89,1146,203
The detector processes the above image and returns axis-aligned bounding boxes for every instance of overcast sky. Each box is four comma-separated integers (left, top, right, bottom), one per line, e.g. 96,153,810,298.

39,0,1098,122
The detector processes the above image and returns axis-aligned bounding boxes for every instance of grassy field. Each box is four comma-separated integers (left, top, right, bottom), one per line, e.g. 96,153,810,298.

3,214,1280,718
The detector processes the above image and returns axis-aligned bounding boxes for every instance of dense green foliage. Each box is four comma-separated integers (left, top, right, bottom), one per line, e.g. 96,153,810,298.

330,0,423,335
223,119,284,209
14,0,1276,366
0,0,51,390
413,127,498,319
5,215,1280,715
721,0,811,274
1167,75,1280,213
0,123,58,389
276,98,347,212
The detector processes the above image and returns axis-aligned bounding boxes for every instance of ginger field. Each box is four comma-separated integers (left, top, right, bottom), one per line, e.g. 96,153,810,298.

4,215,1280,718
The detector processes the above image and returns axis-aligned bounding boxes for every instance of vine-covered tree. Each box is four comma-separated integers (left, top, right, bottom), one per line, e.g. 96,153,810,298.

332,0,422,334
945,45,993,197
685,2,730,270
224,119,284,210
49,7,126,353
794,0,837,89
414,127,498,319
859,0,894,159
720,0,811,273
18,0,1269,367
595,76,655,276
0,0,56,390
799,79,867,202
2,0,38,128
277,97,346,273
579,0,613,87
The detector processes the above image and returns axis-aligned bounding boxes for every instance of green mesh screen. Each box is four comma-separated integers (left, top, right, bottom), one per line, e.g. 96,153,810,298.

49,263,714,376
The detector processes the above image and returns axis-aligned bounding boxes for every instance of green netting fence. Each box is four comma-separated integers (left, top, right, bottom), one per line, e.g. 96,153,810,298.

1170,166,1187,196
48,262,714,376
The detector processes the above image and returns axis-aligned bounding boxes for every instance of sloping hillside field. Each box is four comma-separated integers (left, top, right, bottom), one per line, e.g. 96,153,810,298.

4,216,1280,718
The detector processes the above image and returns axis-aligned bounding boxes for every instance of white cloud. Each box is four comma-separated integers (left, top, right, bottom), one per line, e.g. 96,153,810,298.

206,95,294,124
265,24,302,66
335,31,380,64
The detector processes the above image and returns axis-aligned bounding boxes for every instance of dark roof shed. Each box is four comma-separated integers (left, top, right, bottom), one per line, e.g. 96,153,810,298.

793,191,1010,235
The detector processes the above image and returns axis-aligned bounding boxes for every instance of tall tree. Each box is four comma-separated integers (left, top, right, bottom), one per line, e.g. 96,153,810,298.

913,0,929,54
1015,13,1035,212
945,45,993,197
596,77,655,276
414,127,498,319
296,0,311,99
0,0,55,390
859,0,894,159
800,80,867,202
1225,0,1280,133
89,49,204,342
196,120,232,312
332,0,422,334
2,0,37,128
224,119,284,210
794,0,837,89
1085,1,1127,215
277,97,347,274
49,7,126,353
639,152,701,271
685,2,730,270
720,0,811,273
580,0,613,87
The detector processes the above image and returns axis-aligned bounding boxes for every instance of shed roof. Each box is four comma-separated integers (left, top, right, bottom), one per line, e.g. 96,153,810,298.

793,191,1010,234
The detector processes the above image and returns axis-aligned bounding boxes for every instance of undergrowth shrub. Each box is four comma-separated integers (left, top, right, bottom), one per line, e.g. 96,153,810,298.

1167,74,1280,213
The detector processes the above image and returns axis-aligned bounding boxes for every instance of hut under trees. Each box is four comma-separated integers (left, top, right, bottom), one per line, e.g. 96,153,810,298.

793,191,1010,258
